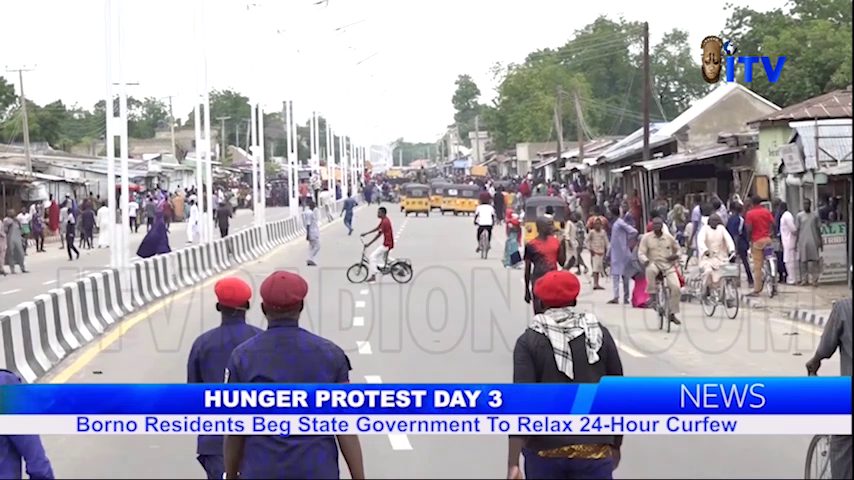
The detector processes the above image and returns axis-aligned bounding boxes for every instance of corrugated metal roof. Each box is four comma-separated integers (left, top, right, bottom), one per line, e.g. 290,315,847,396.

611,144,745,173
657,84,779,138
821,162,852,176
790,119,853,167
0,165,87,184
597,123,673,164
750,87,852,125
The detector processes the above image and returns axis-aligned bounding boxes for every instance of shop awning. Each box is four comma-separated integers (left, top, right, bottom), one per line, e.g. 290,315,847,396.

0,165,87,184
611,144,745,174
821,162,853,176
533,156,560,170
789,119,853,168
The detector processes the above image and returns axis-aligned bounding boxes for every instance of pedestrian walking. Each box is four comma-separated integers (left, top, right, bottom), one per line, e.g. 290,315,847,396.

137,199,171,259
319,187,335,222
80,204,96,249
503,215,523,268
3,210,27,274
31,205,46,253
48,194,60,242
223,271,365,480
607,206,637,305
187,197,201,244
128,196,140,233
796,198,823,286
188,277,262,480
145,195,156,232
523,217,566,315
216,200,233,238
341,194,358,235
726,203,754,289
806,297,852,480
779,202,798,285
96,204,111,249
303,199,320,266
508,270,623,480
586,217,609,290
0,370,55,479
65,207,80,261
15,209,31,256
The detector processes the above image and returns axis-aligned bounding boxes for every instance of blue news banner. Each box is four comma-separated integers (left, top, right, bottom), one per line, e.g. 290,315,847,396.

0,378,850,435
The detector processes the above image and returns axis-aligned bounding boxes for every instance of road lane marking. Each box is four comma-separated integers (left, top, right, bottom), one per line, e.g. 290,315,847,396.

355,300,366,309
360,374,413,450
2,289,21,295
353,316,365,326
42,280,57,286
612,338,647,358
359,289,369,295
47,206,360,384
356,341,372,354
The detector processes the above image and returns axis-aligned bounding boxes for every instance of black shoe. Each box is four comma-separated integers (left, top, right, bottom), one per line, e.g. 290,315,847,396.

606,298,618,304
669,314,681,325
306,260,317,266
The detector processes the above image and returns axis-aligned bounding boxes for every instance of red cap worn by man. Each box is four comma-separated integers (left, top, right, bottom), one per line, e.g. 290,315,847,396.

259,270,309,312
214,277,253,310
533,270,581,308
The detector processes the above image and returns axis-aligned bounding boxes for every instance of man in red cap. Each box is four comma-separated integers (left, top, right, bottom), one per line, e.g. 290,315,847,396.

187,277,262,480
224,271,365,480
508,270,624,480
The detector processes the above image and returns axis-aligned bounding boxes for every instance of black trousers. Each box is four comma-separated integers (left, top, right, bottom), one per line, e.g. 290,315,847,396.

66,232,79,260
476,225,493,243
130,217,138,232
219,225,229,238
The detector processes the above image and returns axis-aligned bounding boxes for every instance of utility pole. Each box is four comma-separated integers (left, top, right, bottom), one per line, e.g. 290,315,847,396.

474,114,480,166
642,21,650,163
553,87,564,181
5,66,35,172
235,122,240,150
574,91,585,165
216,116,231,164
167,95,176,160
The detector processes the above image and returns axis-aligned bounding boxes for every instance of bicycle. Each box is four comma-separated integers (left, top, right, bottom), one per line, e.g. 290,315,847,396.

478,228,490,259
346,239,413,284
655,272,672,333
761,244,778,298
804,373,833,479
699,254,741,319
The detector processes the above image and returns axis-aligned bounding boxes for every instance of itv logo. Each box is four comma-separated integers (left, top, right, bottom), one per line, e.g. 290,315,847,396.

701,36,787,84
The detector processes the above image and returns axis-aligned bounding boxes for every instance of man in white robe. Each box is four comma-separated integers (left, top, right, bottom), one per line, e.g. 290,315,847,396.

187,198,201,244
96,204,111,248
779,204,799,285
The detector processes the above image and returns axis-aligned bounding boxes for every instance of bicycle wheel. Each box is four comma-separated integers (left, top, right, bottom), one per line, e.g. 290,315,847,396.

346,263,370,283
701,284,717,317
804,434,832,479
479,231,488,259
723,279,739,319
657,282,666,331
663,284,672,333
390,262,413,283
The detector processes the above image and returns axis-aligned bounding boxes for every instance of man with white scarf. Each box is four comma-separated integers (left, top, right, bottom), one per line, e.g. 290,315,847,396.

508,270,624,480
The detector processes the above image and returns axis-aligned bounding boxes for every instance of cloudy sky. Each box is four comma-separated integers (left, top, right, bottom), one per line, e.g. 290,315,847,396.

2,0,784,145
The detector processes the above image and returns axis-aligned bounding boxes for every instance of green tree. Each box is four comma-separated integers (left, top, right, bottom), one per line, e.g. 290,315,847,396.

129,97,168,139
391,138,436,166
722,0,852,106
451,74,483,146
652,29,711,119
0,76,16,120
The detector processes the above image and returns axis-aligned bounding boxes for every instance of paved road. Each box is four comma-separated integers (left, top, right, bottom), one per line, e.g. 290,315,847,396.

40,204,839,479
0,207,291,308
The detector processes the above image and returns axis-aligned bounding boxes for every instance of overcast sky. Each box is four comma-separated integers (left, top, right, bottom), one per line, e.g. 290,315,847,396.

2,0,785,145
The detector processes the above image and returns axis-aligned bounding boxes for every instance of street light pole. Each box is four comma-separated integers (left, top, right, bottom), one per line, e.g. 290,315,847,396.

4,66,34,172
217,116,231,165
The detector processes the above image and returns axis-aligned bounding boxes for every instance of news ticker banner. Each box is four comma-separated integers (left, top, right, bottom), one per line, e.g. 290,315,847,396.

0,378,849,435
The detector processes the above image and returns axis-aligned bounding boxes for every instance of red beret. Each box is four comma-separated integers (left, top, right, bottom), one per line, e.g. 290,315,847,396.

260,271,308,310
533,270,581,308
215,277,252,309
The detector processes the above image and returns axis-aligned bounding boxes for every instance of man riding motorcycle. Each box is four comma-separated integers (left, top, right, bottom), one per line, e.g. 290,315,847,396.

638,217,682,325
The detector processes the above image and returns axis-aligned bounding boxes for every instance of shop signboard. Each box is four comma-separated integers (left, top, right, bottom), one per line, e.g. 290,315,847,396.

819,222,848,283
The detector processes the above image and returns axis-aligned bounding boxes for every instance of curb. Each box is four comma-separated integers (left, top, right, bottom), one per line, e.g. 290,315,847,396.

1,200,349,383
787,309,830,328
